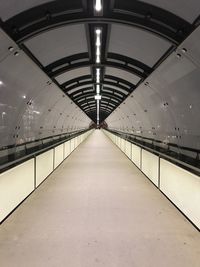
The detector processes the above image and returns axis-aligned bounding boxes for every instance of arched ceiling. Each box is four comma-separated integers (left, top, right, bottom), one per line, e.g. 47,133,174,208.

0,0,199,124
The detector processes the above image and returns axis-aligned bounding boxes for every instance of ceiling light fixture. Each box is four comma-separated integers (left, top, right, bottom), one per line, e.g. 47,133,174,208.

96,46,100,56
96,35,101,46
96,55,100,64
96,68,100,83
95,0,102,12
96,84,100,94
95,28,102,125
96,29,101,35
95,28,101,64
95,95,102,100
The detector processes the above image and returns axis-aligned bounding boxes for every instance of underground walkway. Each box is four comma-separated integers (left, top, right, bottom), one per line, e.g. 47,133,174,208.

0,130,199,267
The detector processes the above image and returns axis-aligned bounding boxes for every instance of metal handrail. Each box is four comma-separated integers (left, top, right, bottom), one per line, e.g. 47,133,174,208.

0,129,90,173
106,129,200,176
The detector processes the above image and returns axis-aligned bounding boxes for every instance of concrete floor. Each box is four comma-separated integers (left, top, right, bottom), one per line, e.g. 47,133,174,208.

0,130,200,267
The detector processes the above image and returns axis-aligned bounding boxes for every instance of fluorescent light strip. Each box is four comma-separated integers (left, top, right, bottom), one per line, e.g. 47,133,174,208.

96,84,100,94
95,0,102,12
96,55,100,64
96,46,100,56
95,95,101,100
96,36,101,46
95,29,101,64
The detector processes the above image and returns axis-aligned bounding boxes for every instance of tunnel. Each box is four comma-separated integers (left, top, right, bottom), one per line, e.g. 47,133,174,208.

0,0,200,266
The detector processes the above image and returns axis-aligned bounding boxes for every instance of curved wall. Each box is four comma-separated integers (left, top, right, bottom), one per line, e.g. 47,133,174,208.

106,26,200,158
0,29,91,148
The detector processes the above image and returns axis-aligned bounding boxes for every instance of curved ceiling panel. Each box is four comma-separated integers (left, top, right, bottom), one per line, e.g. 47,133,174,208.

69,86,94,95
106,26,200,162
105,67,141,85
0,29,90,148
25,24,88,66
0,0,50,21
55,67,91,84
109,24,171,67
143,0,200,23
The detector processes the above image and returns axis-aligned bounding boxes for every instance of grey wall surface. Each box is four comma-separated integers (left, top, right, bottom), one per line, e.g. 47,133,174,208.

0,29,91,148
106,26,200,157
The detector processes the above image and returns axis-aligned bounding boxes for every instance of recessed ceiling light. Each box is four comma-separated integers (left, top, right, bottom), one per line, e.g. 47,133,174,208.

96,84,100,94
95,0,102,12
96,29,101,35
96,46,100,56
96,36,101,46
95,95,102,100
96,55,100,63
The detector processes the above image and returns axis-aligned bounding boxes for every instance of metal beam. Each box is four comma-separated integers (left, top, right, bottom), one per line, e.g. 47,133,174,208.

44,50,152,79
1,0,193,44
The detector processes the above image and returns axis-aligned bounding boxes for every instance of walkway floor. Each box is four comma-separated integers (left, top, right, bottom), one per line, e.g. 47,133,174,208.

0,130,199,267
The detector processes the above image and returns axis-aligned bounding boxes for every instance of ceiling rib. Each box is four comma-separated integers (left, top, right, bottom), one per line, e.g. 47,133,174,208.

1,0,193,44
0,0,197,124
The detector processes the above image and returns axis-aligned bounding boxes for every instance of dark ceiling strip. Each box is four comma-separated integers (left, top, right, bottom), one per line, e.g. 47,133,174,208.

45,53,90,72
104,74,134,87
107,53,152,75
86,105,112,112
78,97,118,108
61,81,130,96
70,87,125,99
70,88,95,97
73,91,123,102
1,0,193,44
100,105,114,111
62,76,134,94
45,51,152,79
63,75,93,89
47,60,146,79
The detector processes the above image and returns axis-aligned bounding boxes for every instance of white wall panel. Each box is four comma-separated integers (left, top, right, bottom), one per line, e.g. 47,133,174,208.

74,137,78,148
121,138,125,152
70,139,75,152
36,149,54,187
54,144,64,168
117,136,121,147
0,159,34,222
125,141,132,159
141,149,159,186
160,159,200,229
64,141,71,159
77,136,80,146
131,144,141,168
